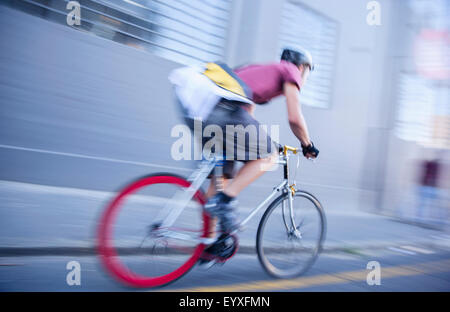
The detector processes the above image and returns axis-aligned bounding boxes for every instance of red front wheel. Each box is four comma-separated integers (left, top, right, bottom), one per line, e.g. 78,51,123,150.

97,173,210,288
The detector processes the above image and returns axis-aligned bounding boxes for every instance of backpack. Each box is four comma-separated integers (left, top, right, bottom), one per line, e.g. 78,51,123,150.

169,62,254,121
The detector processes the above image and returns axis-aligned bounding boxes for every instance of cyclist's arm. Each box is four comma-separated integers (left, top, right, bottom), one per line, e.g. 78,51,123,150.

284,82,312,147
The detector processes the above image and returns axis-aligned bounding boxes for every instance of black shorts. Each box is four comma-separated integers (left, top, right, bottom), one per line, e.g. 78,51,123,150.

179,99,276,179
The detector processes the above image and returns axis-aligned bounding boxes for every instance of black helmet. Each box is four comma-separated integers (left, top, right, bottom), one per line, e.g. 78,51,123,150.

281,48,314,71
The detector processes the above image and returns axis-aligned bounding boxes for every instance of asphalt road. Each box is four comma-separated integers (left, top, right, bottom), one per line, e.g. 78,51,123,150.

1,247,449,292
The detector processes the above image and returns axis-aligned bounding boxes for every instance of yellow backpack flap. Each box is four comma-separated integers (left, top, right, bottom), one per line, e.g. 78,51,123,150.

203,62,253,101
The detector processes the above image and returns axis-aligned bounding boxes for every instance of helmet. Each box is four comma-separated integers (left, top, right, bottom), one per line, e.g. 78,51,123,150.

281,48,314,71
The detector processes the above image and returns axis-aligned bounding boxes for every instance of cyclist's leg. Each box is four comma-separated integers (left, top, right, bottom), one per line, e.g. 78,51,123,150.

224,155,277,197
205,176,230,238
203,100,277,233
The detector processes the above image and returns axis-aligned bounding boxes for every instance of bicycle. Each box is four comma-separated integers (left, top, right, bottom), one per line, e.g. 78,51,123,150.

97,145,326,288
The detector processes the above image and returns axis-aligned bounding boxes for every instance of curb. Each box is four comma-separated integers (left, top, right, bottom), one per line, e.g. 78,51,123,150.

1,240,448,257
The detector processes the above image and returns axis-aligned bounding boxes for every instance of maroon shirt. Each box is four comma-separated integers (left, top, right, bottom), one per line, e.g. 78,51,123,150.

234,60,303,104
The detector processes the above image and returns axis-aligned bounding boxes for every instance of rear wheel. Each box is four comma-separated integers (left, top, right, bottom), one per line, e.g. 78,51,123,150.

97,173,210,288
256,190,326,278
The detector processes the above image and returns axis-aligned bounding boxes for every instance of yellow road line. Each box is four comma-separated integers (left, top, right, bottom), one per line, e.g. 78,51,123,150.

162,259,450,292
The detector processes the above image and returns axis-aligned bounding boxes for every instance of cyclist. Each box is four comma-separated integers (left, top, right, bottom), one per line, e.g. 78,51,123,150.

170,48,319,265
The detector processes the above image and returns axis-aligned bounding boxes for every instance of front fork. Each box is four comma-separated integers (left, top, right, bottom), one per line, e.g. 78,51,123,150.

282,190,302,239
282,158,302,239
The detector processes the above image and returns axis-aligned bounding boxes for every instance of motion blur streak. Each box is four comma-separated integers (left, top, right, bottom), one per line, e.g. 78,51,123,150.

0,0,449,291
166,259,450,292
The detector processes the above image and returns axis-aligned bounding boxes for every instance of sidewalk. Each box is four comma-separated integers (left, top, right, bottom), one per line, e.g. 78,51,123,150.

0,180,449,255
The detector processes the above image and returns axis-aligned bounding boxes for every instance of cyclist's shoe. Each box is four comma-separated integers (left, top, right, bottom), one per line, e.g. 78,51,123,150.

204,192,239,234
198,233,238,267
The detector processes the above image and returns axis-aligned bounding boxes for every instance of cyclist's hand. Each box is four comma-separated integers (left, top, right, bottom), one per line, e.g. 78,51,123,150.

301,141,319,159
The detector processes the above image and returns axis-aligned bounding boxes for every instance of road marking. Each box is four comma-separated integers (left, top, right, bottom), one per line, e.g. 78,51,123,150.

163,258,450,292
0,143,190,171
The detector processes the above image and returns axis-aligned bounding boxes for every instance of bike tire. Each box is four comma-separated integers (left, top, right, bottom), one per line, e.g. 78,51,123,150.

97,173,210,288
256,190,326,279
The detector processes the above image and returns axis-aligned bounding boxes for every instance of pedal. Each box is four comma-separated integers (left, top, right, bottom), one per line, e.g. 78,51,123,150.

215,234,239,262
198,234,239,267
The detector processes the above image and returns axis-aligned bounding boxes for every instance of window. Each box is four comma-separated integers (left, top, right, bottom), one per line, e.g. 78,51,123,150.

394,0,450,149
395,74,435,144
4,0,231,65
279,0,338,108
395,73,450,149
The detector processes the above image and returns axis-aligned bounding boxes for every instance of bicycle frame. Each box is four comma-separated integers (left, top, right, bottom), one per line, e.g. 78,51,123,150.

152,148,298,244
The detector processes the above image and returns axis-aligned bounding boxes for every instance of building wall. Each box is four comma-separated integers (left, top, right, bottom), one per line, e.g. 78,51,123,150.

0,5,186,191
228,0,395,211
0,1,398,212
378,0,450,219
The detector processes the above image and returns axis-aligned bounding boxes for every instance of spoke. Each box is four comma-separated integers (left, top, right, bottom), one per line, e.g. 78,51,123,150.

258,193,324,278
139,233,151,249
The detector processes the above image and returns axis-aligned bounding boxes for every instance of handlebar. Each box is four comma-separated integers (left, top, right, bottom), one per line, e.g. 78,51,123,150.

277,143,316,161
277,144,298,155
283,145,299,155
